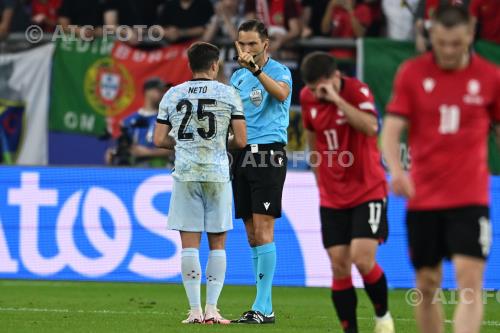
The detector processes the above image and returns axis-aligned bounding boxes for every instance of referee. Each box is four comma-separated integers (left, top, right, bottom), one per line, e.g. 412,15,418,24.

230,19,292,324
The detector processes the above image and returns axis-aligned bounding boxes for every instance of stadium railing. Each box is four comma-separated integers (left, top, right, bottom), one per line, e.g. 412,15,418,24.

0,32,358,54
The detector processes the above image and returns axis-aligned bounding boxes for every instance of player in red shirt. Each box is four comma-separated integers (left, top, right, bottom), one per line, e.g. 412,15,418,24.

300,52,394,333
382,5,500,333
244,0,301,54
470,0,500,44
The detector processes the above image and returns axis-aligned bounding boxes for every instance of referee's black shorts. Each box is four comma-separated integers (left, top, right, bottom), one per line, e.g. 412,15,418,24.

406,206,491,270
230,143,287,220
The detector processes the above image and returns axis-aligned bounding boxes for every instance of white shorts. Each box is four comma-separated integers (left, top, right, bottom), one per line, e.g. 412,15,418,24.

167,180,233,233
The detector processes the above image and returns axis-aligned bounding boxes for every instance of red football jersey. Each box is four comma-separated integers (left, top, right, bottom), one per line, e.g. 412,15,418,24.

300,77,388,209
387,53,500,210
327,4,373,59
32,0,62,32
328,4,372,38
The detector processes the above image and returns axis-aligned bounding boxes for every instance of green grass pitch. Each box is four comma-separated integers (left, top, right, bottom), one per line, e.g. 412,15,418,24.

0,280,499,332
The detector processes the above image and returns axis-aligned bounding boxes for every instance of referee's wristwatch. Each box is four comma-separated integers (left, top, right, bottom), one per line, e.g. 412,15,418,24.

252,65,262,77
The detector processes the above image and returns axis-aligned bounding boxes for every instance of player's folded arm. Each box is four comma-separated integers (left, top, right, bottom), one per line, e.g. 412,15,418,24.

385,111,409,119
229,118,247,149
153,122,175,149
156,118,171,126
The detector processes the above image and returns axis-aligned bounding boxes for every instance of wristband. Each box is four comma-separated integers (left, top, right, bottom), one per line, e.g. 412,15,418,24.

252,69,262,77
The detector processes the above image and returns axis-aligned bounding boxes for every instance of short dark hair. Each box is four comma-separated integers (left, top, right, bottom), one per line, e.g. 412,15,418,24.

432,4,470,28
300,52,338,84
238,19,269,40
143,77,169,91
187,42,220,73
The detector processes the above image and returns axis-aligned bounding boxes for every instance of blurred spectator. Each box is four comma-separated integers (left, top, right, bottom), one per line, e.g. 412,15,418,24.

0,62,23,164
216,59,228,83
106,78,173,167
470,0,500,44
9,0,32,33
58,0,107,39
103,0,163,45
301,0,329,37
364,0,383,36
382,0,418,40
321,0,375,59
203,0,244,42
0,0,14,39
157,0,214,43
321,0,374,39
414,0,469,52
31,0,61,32
104,0,163,27
244,0,301,54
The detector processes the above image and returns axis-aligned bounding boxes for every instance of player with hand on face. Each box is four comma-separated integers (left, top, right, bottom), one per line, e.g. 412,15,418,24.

300,52,394,333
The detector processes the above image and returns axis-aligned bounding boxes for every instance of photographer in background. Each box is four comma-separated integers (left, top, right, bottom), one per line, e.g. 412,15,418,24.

105,78,173,167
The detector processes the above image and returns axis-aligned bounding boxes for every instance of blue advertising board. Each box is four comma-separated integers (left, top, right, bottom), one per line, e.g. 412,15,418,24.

0,167,498,289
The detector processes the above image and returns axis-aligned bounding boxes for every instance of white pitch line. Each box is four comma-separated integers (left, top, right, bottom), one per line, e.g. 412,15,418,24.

0,307,170,316
0,308,499,327
0,281,80,287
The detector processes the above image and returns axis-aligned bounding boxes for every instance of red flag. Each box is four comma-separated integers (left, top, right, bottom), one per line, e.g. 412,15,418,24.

108,41,193,135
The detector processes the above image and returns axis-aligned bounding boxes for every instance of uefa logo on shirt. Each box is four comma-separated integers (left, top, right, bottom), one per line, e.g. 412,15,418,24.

467,79,481,96
250,88,263,106
464,79,483,105
310,107,317,119
423,78,436,93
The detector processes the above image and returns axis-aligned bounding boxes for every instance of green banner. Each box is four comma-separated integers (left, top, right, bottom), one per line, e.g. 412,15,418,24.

478,41,500,174
362,38,416,114
49,38,192,137
49,38,113,136
363,38,500,174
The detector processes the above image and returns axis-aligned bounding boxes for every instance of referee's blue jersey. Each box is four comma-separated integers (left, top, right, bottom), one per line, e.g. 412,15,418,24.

230,58,292,144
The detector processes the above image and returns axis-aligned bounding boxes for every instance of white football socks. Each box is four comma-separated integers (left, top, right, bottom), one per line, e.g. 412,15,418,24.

181,248,202,311
205,249,226,306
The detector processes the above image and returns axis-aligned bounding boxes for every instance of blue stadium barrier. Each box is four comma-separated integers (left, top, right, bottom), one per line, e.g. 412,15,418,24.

0,166,498,289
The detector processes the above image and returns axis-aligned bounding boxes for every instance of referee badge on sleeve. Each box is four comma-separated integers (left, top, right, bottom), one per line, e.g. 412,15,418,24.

250,88,263,106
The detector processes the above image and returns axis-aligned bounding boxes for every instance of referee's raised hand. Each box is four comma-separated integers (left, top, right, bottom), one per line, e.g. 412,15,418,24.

234,41,258,71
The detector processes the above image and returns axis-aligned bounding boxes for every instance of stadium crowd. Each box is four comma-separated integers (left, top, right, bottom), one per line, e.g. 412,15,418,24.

0,2,498,332
0,0,499,55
